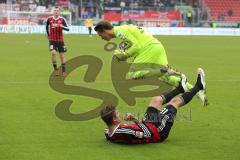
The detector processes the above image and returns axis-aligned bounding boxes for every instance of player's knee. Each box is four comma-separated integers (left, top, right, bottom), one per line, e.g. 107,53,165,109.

149,96,162,108
51,50,57,55
169,97,182,107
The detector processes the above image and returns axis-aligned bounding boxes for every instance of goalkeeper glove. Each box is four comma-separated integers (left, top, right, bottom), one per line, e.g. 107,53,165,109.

114,50,128,61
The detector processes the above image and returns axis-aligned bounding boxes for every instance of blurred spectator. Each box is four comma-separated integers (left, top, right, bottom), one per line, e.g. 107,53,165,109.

169,0,175,7
154,0,164,7
96,0,104,18
134,1,139,8
62,7,71,17
120,0,126,8
217,12,224,21
227,9,233,17
187,10,193,25
87,0,95,7
82,8,88,18
192,0,198,8
89,7,95,17
82,7,95,18
138,0,144,7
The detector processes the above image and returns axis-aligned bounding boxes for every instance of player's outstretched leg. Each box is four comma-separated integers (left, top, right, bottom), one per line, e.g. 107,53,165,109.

148,74,188,111
127,66,208,106
160,67,208,106
170,68,206,108
156,68,206,141
180,68,206,105
160,74,188,105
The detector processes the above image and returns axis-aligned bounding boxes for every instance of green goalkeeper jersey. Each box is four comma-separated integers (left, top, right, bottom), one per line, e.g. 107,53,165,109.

113,25,168,66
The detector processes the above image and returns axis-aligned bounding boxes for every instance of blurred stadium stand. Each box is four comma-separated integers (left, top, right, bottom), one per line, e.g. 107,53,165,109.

205,0,240,22
0,0,239,28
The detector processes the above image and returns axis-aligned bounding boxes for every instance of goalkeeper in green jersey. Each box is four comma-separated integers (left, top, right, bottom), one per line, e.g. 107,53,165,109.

94,21,208,106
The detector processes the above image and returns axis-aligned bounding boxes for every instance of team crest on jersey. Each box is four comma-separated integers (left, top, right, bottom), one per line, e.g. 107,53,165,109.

118,33,125,39
119,40,132,51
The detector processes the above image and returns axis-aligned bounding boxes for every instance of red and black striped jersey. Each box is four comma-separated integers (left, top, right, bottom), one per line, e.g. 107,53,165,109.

46,16,69,42
104,122,160,144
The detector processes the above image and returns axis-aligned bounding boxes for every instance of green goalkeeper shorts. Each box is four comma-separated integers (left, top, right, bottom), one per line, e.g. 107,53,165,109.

133,43,168,66
127,43,168,79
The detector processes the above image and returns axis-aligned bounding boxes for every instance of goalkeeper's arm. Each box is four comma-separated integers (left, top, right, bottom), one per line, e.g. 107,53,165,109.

115,29,141,60
113,40,139,61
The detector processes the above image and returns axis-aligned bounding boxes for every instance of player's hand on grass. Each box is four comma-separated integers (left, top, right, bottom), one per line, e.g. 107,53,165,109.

114,50,128,61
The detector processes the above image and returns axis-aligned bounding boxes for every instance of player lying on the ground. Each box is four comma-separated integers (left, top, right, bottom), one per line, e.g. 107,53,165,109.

46,6,69,77
94,21,208,106
100,68,206,144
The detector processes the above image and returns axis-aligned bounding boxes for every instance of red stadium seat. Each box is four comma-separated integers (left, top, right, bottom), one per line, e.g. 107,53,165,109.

205,0,240,22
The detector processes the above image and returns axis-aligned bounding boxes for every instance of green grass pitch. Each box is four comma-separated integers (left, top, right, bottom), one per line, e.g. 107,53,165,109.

1,33,240,160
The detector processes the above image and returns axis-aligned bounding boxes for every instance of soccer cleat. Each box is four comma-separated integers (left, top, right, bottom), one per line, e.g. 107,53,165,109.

182,74,188,92
196,68,209,106
54,69,60,76
197,91,208,106
196,68,206,90
179,74,188,93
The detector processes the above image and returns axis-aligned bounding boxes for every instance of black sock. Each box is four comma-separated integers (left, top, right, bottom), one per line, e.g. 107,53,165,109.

53,61,57,70
161,79,185,105
195,74,204,90
161,88,181,105
62,63,66,72
180,86,200,105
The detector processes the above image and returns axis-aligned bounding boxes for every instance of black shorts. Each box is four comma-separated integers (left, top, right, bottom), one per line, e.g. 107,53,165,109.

143,105,177,142
49,41,67,53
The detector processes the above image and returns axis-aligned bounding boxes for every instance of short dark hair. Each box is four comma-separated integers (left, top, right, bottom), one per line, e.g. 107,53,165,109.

100,105,116,125
94,21,113,32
